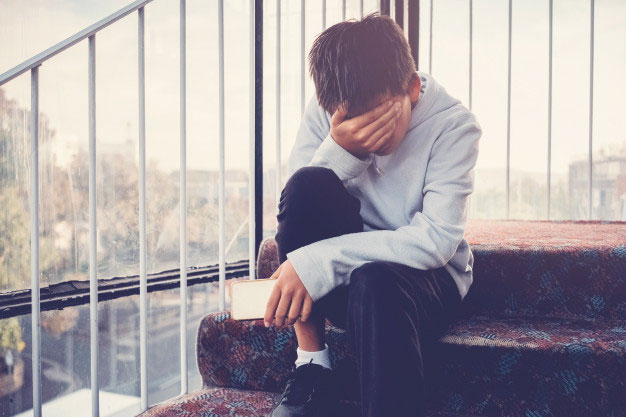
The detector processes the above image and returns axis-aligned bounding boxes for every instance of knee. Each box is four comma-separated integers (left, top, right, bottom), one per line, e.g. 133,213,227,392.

282,166,343,203
348,261,396,303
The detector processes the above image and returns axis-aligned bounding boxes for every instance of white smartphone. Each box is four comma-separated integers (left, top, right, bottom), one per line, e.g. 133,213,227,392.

230,278,278,320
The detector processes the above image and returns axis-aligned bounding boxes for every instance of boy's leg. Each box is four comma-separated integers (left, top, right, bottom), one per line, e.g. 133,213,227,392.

274,166,362,349
346,261,463,417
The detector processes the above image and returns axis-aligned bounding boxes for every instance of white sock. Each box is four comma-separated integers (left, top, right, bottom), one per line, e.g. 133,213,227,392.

295,343,332,370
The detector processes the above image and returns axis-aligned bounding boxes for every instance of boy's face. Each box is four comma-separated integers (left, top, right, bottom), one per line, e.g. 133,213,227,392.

356,73,421,156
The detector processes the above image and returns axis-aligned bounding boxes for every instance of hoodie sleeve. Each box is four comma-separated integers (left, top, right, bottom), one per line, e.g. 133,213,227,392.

287,95,373,184
286,111,481,302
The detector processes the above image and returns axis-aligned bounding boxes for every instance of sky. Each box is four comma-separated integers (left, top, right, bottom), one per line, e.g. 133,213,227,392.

0,0,624,177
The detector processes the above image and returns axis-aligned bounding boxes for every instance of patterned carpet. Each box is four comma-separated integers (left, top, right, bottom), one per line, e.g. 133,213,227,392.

138,219,626,417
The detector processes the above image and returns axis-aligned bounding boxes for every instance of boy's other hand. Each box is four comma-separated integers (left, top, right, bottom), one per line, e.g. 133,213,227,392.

264,259,313,328
330,99,401,158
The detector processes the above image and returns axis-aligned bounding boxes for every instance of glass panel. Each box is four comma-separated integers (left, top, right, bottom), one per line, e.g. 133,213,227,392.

509,0,549,220
0,312,31,415
466,0,509,220
0,282,225,416
551,0,592,220
38,42,89,289
96,13,140,281
147,287,181,405
0,74,31,293
592,0,626,221
144,0,181,275
186,0,219,268
0,296,141,417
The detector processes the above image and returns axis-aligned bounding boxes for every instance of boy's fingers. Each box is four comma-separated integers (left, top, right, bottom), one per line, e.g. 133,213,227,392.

264,286,281,326
359,103,400,142
371,127,395,154
270,263,283,279
274,293,292,327
299,297,313,323
366,111,398,149
331,103,348,128
350,99,394,129
286,294,303,326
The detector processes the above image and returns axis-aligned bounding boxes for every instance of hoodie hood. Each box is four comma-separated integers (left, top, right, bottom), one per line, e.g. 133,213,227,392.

408,71,462,131
370,71,462,174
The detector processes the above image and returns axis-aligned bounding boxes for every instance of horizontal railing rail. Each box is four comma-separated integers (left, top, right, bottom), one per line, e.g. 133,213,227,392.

0,0,154,87
0,260,250,320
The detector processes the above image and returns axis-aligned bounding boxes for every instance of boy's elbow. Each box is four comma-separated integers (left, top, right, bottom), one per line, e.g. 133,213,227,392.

433,235,462,268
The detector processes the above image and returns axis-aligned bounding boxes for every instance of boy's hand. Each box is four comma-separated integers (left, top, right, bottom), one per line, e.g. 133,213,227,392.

264,259,313,328
330,99,401,158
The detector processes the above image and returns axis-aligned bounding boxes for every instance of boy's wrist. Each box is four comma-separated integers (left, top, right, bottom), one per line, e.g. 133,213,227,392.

330,132,369,160
344,147,369,161
308,133,373,182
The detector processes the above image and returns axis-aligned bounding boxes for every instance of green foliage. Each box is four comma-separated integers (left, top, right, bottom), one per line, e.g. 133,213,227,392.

0,317,25,352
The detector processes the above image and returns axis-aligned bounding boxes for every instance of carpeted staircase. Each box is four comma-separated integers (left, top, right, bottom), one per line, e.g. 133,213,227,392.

139,219,626,417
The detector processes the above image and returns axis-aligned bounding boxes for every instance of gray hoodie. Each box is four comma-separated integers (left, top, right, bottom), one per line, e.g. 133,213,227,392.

285,71,481,302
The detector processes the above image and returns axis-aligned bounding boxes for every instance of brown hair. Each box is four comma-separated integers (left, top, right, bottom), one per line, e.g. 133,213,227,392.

308,12,417,119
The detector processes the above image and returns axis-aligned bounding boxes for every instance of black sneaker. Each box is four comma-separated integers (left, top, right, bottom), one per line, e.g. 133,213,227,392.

270,358,339,417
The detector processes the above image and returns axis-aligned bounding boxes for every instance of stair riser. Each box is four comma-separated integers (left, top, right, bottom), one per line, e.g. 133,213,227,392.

259,238,626,320
464,247,626,320
427,343,626,417
197,313,626,416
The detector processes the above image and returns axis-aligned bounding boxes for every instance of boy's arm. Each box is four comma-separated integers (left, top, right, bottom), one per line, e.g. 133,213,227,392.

286,113,482,302
287,96,374,184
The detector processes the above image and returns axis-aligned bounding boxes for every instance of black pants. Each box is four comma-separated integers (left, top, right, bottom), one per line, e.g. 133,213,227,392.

275,166,464,417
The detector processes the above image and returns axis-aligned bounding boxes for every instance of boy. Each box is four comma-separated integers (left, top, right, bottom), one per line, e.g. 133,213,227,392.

264,12,481,417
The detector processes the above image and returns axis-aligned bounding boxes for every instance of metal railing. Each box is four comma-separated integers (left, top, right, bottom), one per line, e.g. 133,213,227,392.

0,0,260,413
0,0,601,414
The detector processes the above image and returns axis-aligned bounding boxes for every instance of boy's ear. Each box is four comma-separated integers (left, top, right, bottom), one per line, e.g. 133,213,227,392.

408,72,421,102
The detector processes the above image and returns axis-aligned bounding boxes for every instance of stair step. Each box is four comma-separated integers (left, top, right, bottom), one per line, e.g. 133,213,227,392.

464,220,626,320
195,312,626,416
137,386,476,417
258,220,626,320
426,315,626,416
138,387,280,416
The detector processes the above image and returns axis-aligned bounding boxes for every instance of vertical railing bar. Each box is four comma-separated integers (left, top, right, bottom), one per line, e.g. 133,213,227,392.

360,0,364,18
342,0,346,21
322,0,326,29
255,0,263,261
588,0,594,220
506,0,512,219
467,0,474,212
469,0,473,110
179,0,188,395
380,0,390,15
138,6,148,411
408,0,419,69
547,0,553,219
395,0,404,29
218,0,225,311
301,0,305,116
276,0,282,210
249,0,256,281
429,0,433,74
30,65,42,417
88,34,99,417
